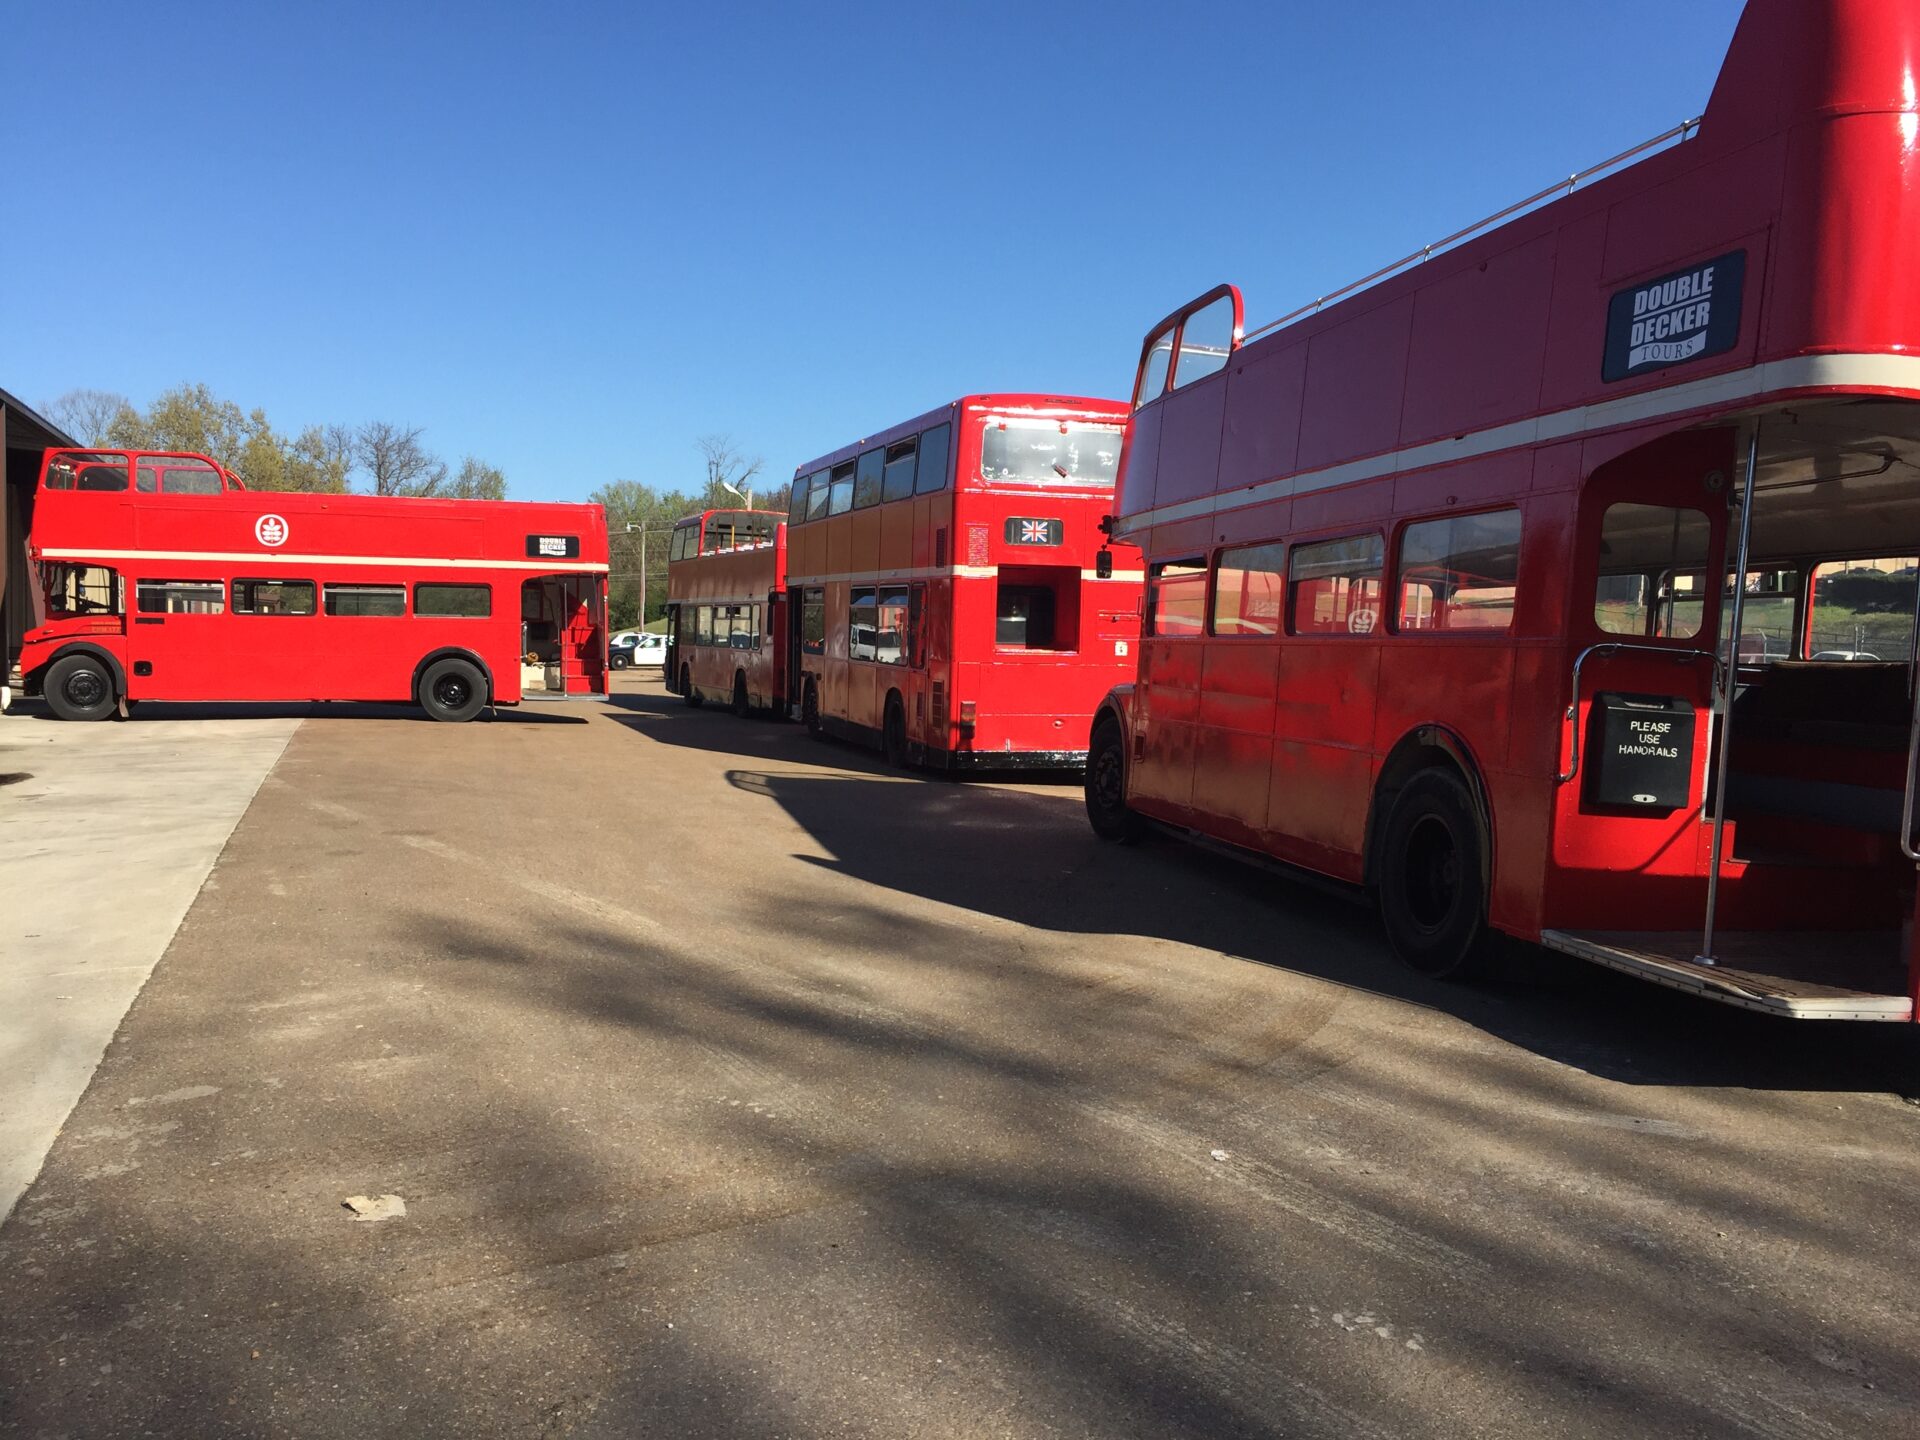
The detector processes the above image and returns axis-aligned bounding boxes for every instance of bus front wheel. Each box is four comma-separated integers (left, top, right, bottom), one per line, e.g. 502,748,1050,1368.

43,653,117,722
1085,717,1141,843
418,657,487,723
1377,768,1490,980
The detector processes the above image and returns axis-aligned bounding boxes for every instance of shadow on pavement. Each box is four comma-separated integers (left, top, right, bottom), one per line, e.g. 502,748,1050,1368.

4,698,592,724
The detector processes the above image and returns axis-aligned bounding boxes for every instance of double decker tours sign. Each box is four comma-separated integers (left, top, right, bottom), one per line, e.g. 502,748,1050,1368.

1602,250,1746,382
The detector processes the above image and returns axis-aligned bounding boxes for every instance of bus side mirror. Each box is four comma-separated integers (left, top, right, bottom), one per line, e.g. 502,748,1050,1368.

1096,548,1114,580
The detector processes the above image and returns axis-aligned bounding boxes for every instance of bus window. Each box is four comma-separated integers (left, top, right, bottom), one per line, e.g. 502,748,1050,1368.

1289,534,1384,635
233,579,316,615
1396,509,1522,633
1807,557,1918,660
45,453,130,492
914,424,951,495
788,475,812,524
854,450,884,509
807,470,833,520
1212,542,1286,636
1173,296,1235,389
694,606,713,645
1594,503,1709,638
136,457,223,494
137,579,224,614
882,439,917,503
325,584,405,617
1135,327,1174,408
801,588,826,654
876,587,909,662
44,564,119,615
849,588,878,660
828,461,856,516
981,418,1123,486
416,583,491,617
1150,560,1208,636
1724,568,1799,663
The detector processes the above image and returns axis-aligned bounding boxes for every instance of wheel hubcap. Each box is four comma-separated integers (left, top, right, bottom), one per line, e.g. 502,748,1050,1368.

67,671,105,707
435,676,470,708
1093,747,1123,809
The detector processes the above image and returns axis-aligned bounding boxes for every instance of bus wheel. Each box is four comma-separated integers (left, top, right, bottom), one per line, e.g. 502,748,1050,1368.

732,672,750,718
418,657,488,723
802,680,823,738
43,654,117,722
1085,717,1141,843
882,695,908,768
1378,768,1490,980
682,665,702,708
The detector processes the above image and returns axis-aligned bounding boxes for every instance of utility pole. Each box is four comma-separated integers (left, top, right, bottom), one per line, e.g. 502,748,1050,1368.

624,524,648,627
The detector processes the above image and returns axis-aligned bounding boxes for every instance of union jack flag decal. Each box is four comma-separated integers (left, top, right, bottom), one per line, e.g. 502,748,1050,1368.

1004,516,1062,546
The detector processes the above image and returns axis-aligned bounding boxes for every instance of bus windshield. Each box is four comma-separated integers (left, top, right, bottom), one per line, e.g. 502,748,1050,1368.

980,419,1123,487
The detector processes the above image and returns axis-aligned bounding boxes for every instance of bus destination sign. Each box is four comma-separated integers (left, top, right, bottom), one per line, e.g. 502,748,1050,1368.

526,534,580,559
1602,250,1745,383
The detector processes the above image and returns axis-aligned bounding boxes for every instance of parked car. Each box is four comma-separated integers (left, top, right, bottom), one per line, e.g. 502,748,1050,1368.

608,631,667,669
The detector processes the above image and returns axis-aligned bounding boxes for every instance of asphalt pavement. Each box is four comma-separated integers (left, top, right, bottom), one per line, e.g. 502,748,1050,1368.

1,676,1916,1438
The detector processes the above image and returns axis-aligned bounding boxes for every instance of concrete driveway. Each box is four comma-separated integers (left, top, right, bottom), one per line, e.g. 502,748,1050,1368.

1,679,1916,1438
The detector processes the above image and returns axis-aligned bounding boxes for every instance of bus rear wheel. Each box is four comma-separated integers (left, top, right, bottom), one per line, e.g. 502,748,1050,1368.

43,653,117,722
1085,717,1141,842
1377,767,1490,980
682,665,702,708
882,695,908,768
732,672,750,718
418,657,487,723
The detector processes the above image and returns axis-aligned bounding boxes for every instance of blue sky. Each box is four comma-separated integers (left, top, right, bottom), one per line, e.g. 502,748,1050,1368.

3,1,1746,502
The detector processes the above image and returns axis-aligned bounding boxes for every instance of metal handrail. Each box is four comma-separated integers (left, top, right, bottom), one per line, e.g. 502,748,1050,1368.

1242,118,1703,347
1557,642,1722,786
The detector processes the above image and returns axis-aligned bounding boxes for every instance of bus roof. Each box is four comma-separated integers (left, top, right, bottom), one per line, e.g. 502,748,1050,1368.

790,394,1126,479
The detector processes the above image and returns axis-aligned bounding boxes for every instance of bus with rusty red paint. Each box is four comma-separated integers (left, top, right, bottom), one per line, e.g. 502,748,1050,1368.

1087,0,1920,1022
663,508,789,716
20,448,609,720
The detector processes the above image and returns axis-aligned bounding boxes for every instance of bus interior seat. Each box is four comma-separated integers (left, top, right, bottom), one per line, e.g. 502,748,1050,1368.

1727,661,1911,836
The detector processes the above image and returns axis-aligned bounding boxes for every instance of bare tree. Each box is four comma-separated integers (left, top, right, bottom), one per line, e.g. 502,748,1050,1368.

42,388,134,446
697,434,764,508
355,421,448,496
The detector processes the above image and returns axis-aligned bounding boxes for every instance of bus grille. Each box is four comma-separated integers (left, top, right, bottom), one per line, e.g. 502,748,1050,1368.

932,680,947,728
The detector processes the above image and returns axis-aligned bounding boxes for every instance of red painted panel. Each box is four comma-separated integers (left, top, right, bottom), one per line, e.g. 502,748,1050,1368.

1151,376,1228,510
1262,641,1381,863
1217,344,1307,495
1116,398,1164,518
1297,297,1415,472
1400,235,1558,446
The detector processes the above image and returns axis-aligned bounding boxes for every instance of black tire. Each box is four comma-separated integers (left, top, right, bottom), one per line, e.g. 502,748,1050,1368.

731,672,750,718
43,653,117,722
417,656,487,723
1084,716,1141,843
882,695,908,768
682,665,702,708
802,680,823,738
1377,768,1491,980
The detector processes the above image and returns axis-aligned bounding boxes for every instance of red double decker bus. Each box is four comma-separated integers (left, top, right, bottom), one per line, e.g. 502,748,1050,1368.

1088,0,1920,1022
783,394,1141,770
20,448,609,721
663,508,789,715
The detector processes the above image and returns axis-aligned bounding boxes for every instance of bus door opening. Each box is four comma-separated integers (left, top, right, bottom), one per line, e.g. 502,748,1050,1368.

522,576,605,696
996,566,1080,652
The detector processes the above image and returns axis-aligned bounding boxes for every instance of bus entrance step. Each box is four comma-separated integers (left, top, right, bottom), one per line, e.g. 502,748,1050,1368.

1538,929,1912,1021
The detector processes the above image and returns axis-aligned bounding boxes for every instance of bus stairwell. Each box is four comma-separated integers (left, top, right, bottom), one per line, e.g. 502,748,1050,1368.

1549,405,1920,1021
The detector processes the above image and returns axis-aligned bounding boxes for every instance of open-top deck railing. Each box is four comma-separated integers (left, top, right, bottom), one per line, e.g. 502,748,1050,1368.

1240,118,1703,346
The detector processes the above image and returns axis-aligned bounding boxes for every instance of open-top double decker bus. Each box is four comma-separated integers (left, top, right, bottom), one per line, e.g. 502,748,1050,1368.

20,448,609,720
663,508,788,715
1088,0,1920,1021
784,394,1141,770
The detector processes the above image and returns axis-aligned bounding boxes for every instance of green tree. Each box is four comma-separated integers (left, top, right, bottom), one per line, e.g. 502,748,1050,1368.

448,456,508,500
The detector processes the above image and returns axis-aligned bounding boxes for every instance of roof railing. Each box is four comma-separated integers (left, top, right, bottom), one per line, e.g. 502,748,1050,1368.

1240,117,1703,346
